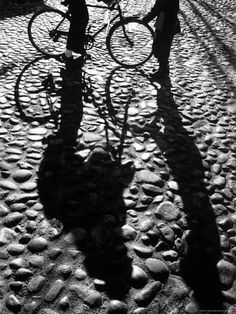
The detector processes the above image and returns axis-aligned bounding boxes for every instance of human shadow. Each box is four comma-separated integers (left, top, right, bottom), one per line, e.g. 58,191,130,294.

37,63,134,303
0,0,44,20
151,78,224,311
103,66,224,311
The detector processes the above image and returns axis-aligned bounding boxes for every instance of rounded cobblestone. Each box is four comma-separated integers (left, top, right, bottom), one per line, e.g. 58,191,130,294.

0,0,235,312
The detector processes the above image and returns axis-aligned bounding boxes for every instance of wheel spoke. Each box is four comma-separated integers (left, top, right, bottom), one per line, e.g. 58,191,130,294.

28,9,69,56
107,19,154,67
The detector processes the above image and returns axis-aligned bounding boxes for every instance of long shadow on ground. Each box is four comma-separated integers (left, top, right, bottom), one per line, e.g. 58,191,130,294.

103,67,224,312
152,79,224,311
37,63,134,304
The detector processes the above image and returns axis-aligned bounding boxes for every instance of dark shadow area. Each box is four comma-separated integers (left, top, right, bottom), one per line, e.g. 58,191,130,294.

103,66,224,311
0,0,44,20
152,78,224,311
37,63,134,302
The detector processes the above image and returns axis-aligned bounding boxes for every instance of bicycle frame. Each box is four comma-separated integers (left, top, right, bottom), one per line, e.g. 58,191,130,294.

85,2,126,39
52,1,128,44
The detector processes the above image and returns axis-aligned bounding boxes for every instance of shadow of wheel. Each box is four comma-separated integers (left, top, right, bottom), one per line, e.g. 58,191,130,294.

14,56,62,124
104,66,160,135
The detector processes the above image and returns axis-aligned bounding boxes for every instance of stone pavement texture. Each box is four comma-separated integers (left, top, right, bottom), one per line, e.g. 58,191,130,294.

0,0,236,313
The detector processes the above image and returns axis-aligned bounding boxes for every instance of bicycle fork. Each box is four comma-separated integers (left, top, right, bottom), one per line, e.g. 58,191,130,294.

49,14,69,42
117,5,133,47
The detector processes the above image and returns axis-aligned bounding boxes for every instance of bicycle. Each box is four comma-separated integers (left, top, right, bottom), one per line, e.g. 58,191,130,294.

28,0,154,68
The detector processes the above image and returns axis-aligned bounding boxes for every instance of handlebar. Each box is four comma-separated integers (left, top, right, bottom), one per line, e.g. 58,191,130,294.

61,0,120,8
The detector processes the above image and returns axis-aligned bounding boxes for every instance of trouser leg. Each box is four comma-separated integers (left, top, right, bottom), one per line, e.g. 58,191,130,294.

67,0,89,53
153,31,174,74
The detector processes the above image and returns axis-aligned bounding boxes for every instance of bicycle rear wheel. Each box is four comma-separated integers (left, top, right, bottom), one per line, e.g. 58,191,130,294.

28,9,70,57
106,17,154,68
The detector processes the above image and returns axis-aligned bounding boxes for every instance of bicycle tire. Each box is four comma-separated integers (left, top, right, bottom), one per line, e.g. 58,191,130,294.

15,57,62,122
105,67,159,134
106,17,154,68
28,8,70,57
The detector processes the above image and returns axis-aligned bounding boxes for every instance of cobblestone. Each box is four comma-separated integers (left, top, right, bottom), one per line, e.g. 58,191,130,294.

0,0,235,312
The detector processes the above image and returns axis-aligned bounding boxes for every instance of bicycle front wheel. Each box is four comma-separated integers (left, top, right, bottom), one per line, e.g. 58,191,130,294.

28,9,70,57
107,18,154,68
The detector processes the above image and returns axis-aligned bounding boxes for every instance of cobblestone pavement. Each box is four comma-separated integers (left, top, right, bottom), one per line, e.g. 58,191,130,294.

0,0,236,313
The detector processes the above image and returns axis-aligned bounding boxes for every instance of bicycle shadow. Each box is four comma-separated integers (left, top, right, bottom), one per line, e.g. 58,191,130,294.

103,67,224,311
14,56,62,125
37,62,134,304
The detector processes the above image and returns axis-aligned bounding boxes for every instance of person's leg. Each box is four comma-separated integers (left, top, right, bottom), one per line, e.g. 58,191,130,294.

66,0,89,55
152,31,173,77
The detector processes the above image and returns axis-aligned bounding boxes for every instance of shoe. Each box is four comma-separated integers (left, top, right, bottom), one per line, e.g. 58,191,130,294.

57,53,74,64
